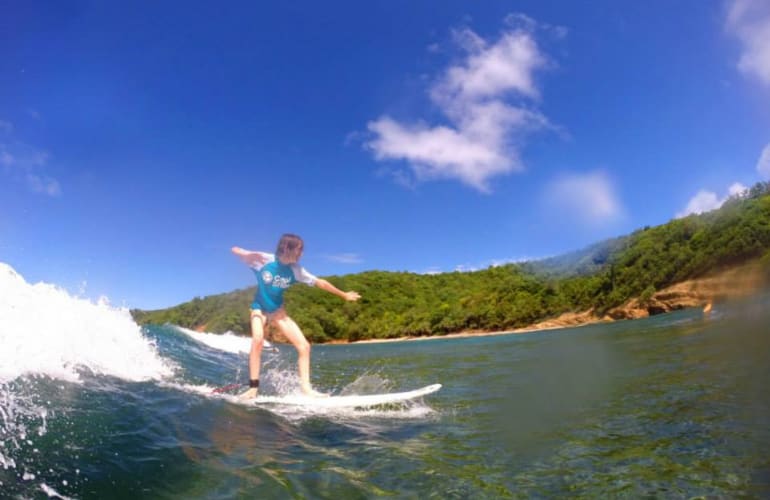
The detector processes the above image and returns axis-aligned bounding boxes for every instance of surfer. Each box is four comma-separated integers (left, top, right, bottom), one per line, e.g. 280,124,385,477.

232,234,361,398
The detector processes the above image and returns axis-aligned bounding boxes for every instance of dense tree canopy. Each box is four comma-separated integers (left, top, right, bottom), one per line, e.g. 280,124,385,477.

132,182,770,342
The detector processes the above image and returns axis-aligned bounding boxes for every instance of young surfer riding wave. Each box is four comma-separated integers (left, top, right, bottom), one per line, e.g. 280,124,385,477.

232,234,361,398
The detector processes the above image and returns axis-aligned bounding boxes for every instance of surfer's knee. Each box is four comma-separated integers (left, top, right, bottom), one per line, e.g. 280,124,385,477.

250,326,264,345
295,339,310,357
250,310,266,337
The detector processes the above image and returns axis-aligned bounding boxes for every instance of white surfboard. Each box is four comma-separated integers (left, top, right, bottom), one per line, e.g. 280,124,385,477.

253,383,442,408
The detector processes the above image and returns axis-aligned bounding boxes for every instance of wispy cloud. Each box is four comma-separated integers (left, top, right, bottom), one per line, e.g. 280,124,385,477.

543,171,623,226
365,14,560,192
488,256,539,266
0,150,13,167
419,255,539,275
676,182,747,218
725,0,770,85
324,253,363,264
0,122,61,197
757,142,770,179
25,172,61,197
417,264,478,275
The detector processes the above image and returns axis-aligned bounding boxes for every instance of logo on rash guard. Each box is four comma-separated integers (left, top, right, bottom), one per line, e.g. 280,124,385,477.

261,270,273,284
273,275,292,288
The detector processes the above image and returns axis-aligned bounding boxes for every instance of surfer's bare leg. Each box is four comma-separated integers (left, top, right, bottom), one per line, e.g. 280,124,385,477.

239,310,266,399
272,309,326,397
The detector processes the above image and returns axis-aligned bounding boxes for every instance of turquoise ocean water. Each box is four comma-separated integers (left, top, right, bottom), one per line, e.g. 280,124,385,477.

1,263,769,498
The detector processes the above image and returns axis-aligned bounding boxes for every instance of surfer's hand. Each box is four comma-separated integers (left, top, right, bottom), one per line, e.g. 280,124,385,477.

344,291,361,302
238,387,258,400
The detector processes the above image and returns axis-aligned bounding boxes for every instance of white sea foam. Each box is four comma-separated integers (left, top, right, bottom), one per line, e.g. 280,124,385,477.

166,379,437,423
0,262,173,383
40,483,73,499
173,325,277,354
172,326,253,354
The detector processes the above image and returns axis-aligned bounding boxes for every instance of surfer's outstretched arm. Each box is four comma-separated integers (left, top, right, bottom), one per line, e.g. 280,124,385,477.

231,246,269,267
314,278,361,302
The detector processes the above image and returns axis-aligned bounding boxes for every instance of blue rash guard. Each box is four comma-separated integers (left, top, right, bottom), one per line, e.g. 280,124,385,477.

249,252,317,313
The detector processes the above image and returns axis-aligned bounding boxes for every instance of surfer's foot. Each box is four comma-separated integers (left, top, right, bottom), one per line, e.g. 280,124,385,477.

301,387,329,398
238,387,258,400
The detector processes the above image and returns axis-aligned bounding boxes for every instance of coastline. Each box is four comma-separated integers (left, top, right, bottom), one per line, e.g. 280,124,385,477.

346,324,588,345
342,263,766,345
343,308,609,345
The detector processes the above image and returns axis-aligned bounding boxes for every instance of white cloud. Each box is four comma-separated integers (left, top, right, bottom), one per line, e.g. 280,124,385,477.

26,173,61,197
0,141,61,197
544,171,623,225
726,0,770,85
325,253,363,264
419,255,540,275
0,150,14,167
728,181,748,196
504,13,568,40
676,182,748,218
490,256,534,266
416,263,479,275
757,142,770,179
435,27,546,101
365,16,560,192
678,190,721,217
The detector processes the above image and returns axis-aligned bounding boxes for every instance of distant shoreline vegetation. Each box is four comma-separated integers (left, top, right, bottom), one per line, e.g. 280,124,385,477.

131,182,770,343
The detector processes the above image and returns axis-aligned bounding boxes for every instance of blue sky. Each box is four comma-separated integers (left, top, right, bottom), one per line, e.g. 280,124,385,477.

2,0,769,309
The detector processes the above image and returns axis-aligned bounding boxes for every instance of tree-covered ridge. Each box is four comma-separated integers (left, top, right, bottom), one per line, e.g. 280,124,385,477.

521,235,631,279
132,182,770,342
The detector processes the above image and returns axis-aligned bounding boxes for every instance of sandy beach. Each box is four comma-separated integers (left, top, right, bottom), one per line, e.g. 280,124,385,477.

347,310,608,344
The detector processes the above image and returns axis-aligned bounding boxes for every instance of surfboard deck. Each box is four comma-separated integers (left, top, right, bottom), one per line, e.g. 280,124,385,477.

252,383,442,408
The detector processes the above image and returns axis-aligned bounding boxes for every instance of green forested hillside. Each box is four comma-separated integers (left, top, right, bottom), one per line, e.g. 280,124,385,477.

521,235,631,279
132,183,770,342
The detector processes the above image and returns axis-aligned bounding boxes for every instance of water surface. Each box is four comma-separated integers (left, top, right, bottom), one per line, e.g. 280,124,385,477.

2,264,768,498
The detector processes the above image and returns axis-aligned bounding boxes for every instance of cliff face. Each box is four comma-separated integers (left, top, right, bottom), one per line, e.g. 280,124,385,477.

607,262,769,320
